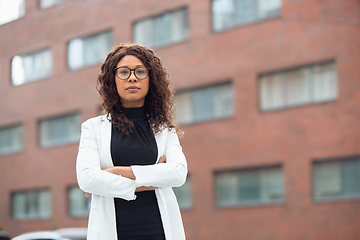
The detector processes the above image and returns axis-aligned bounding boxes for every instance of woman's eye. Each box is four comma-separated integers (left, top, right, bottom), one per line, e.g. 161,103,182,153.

120,70,128,74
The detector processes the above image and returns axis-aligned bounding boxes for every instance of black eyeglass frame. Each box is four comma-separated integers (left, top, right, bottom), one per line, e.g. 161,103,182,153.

114,66,151,80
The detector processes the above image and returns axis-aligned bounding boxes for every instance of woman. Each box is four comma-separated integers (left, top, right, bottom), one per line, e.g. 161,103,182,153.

76,43,187,240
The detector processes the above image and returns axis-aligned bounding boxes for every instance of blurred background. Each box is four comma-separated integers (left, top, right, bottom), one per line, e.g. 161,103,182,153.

0,0,359,239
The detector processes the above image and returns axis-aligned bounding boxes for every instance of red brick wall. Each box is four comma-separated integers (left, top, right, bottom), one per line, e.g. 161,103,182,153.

0,0,359,239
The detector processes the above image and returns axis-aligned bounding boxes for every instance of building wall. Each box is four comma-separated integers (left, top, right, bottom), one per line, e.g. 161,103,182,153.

0,0,359,239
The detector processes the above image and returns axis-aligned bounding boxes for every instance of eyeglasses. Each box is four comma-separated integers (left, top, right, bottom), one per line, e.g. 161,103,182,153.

114,66,151,80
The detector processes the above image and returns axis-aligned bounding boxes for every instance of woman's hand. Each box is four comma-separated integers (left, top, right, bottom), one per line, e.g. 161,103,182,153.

157,156,166,164
135,157,166,192
85,157,167,197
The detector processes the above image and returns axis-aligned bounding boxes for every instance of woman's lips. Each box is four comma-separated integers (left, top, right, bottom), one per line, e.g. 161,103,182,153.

126,86,139,92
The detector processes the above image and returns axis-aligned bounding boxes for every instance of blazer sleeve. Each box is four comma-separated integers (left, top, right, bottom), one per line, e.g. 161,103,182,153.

131,129,188,188
76,119,137,200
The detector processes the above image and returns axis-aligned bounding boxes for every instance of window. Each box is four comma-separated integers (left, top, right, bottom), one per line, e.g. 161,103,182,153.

313,157,360,200
212,0,281,32
173,176,192,210
259,61,337,111
68,31,112,71
174,82,233,125
11,48,52,86
0,0,25,25
215,166,284,207
0,125,22,155
39,113,80,148
39,0,68,9
12,189,51,219
134,7,188,48
68,185,90,217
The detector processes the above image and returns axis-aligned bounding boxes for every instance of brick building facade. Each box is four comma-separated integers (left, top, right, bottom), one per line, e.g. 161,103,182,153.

0,0,359,239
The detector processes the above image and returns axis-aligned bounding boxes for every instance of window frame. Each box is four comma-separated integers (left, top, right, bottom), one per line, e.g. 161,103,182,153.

132,6,189,49
174,81,234,125
211,0,282,33
0,123,23,156
38,0,69,9
258,60,337,112
11,188,52,220
38,112,81,148
67,29,112,71
214,165,284,208
173,175,192,210
0,0,25,26
312,156,360,202
67,185,90,217
11,48,53,86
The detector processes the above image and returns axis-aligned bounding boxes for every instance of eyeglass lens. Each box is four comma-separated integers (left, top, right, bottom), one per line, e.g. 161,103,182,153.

116,67,149,80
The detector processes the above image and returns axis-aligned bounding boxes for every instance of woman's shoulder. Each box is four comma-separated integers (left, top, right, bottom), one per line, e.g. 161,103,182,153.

82,115,109,128
156,126,178,139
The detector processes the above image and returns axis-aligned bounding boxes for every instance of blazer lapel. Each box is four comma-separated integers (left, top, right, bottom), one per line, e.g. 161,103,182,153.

100,115,114,169
155,131,165,163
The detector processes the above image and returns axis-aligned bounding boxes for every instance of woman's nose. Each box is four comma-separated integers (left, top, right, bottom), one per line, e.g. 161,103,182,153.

128,71,137,82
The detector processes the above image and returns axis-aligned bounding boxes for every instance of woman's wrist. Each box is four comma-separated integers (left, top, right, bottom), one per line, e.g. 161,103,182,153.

112,166,136,180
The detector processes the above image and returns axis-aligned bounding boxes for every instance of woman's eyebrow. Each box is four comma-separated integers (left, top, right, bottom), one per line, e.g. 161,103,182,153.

118,65,145,68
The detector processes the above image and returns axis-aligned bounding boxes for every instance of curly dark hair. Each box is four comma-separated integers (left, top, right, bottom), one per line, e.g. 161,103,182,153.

97,43,182,136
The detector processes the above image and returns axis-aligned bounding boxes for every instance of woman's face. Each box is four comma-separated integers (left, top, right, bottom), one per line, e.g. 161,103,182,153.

115,55,150,108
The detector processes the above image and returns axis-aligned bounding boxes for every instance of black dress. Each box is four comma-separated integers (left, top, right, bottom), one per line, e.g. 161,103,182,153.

110,106,166,240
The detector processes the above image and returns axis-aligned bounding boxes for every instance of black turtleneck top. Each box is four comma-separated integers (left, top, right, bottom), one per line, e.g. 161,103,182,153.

110,106,165,240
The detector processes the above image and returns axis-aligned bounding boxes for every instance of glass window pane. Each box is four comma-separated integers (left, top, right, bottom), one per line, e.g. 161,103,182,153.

233,0,257,25
174,92,193,125
175,83,233,124
12,192,26,219
239,170,261,202
69,186,90,216
313,62,337,101
0,125,23,155
38,190,51,218
259,61,337,111
173,177,192,210
153,13,171,47
212,0,237,31
285,68,309,106
216,167,283,206
12,190,51,219
68,38,84,70
260,74,284,110
11,49,52,85
258,0,281,18
40,113,80,148
0,0,25,25
68,31,111,70
192,87,214,122
134,8,188,48
40,0,68,9
342,159,360,196
216,172,239,206
134,19,153,47
171,8,188,42
314,162,341,198
212,0,281,32
262,168,284,201
213,83,233,118
27,191,38,218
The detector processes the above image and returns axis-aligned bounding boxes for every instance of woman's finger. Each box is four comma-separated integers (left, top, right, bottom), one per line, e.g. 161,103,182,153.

157,156,166,164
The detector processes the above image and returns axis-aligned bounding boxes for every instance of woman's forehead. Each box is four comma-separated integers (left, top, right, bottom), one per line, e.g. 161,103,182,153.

116,55,145,67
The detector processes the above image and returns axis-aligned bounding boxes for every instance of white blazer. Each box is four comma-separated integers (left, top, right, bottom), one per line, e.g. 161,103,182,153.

76,115,187,240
